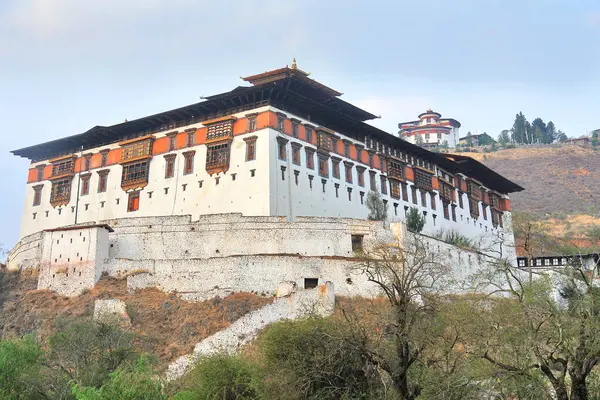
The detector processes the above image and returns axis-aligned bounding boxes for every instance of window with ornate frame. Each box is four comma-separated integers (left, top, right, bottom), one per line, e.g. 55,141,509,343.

490,193,502,210
206,122,233,142
317,131,332,152
51,158,75,178
388,160,404,180
36,164,46,182
401,182,408,201
469,198,480,219
292,142,301,165
343,141,351,158
430,192,436,210
127,191,140,212
318,155,329,178
100,150,109,167
32,184,43,206
244,136,257,161
164,154,176,178
83,155,92,171
439,180,454,203
183,150,195,175
291,120,299,138
369,171,377,191
121,139,152,162
414,169,433,191
98,170,109,193
306,148,315,170
167,132,177,151
390,180,400,199
344,162,353,183
467,180,483,201
380,175,387,195
206,142,231,172
305,126,314,144
356,166,365,187
50,178,72,208
411,186,418,204
80,174,91,196
332,157,341,179
247,114,257,132
186,130,196,147
121,162,148,190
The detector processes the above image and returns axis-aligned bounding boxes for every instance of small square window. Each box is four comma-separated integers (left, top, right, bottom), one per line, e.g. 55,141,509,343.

304,278,318,289
351,234,364,252
127,191,140,212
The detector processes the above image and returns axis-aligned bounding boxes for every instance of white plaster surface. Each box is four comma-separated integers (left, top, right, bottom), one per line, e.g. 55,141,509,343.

166,281,335,380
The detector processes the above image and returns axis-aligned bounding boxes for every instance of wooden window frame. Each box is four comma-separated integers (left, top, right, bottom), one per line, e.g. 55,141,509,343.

127,191,140,212
120,161,149,190
80,173,91,196
356,166,366,187
164,154,176,179
183,150,195,175
344,161,353,184
32,184,43,206
331,157,341,179
206,141,232,174
244,136,258,161
97,170,109,193
318,155,329,178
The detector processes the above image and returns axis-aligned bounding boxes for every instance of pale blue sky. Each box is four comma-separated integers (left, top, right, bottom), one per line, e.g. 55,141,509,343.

1,0,599,252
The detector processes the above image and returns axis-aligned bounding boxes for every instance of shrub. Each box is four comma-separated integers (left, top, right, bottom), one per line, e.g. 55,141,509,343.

256,318,381,399
0,335,45,400
72,356,166,400
180,354,259,400
443,230,475,249
365,191,387,221
49,321,137,388
406,207,426,233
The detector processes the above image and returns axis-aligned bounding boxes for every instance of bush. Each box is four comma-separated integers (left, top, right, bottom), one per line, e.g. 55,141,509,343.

72,356,166,400
256,318,381,399
0,335,46,400
443,230,475,249
406,207,426,233
180,354,259,400
49,321,137,388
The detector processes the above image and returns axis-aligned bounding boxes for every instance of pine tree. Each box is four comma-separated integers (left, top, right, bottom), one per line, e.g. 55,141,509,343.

546,121,557,143
511,112,529,144
365,191,387,221
498,130,511,146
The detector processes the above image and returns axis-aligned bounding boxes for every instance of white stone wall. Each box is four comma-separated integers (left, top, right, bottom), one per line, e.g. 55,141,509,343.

167,282,336,380
37,226,110,296
8,214,509,300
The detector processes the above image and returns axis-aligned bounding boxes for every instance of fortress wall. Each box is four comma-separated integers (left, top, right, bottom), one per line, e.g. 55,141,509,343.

7,213,503,298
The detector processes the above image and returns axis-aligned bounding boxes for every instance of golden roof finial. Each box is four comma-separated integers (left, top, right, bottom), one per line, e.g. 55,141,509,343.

291,57,297,70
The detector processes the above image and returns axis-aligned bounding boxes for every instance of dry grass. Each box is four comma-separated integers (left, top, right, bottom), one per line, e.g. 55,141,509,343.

453,144,600,238
0,273,272,369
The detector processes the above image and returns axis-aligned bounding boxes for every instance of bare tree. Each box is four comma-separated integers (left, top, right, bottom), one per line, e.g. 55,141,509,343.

342,233,453,399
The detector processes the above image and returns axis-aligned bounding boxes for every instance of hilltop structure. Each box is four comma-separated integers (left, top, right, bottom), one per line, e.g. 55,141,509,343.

458,132,496,147
8,61,523,298
398,109,461,149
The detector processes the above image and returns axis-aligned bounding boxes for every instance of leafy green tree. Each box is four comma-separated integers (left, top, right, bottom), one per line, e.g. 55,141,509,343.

415,134,424,145
477,133,494,146
556,130,568,142
366,191,387,221
406,206,425,233
511,112,529,144
531,118,548,143
0,336,46,400
547,121,557,142
72,356,166,400
179,354,259,400
256,318,381,399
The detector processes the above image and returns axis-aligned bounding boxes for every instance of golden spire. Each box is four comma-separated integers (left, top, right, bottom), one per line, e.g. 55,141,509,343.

291,58,297,70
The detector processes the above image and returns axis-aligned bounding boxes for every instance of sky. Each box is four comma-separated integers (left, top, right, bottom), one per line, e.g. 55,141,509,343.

1,0,599,253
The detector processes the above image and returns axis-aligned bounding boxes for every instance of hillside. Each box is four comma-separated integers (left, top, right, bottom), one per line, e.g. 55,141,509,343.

0,269,271,368
454,144,600,218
